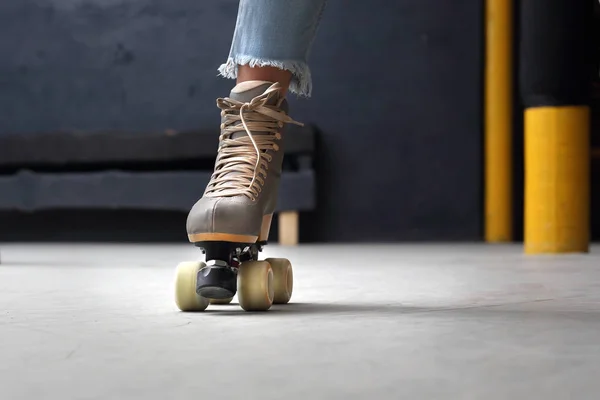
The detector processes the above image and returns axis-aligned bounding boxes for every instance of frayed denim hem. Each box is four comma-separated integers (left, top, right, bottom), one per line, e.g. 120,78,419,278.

218,55,313,97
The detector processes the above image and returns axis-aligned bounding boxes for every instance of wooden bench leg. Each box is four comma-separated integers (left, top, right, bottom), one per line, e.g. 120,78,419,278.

278,211,299,246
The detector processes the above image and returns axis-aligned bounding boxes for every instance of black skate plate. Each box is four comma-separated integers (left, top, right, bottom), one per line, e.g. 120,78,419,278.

194,241,264,299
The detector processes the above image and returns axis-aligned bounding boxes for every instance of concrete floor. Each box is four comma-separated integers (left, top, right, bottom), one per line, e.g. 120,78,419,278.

1,243,600,399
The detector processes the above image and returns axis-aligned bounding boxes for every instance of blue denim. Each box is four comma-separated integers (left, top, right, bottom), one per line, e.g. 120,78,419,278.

218,0,327,97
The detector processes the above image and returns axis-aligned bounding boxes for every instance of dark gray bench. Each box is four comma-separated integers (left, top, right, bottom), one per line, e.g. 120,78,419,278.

0,125,317,245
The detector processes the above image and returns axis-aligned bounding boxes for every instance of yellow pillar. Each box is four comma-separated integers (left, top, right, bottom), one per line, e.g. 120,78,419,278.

524,106,590,254
484,0,513,242
519,0,592,254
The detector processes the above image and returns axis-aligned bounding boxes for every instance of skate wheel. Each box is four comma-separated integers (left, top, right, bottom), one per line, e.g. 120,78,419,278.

237,260,274,311
266,258,293,304
174,261,210,312
210,297,233,305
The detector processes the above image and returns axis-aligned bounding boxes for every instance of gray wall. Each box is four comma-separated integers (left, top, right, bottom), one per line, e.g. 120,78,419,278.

0,0,484,242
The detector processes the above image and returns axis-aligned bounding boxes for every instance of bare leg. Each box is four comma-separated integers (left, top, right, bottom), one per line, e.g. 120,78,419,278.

237,65,292,97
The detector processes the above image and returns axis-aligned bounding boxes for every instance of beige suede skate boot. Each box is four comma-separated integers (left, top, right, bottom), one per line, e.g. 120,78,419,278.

173,81,299,312
186,80,302,244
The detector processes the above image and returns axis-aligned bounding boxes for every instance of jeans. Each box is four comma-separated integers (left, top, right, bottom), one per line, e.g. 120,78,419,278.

218,0,328,97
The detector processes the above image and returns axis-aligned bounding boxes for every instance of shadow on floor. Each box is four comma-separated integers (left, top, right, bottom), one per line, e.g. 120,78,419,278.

195,298,600,318
199,302,441,316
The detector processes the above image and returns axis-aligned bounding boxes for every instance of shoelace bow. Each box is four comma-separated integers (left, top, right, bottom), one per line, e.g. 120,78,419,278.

204,85,303,200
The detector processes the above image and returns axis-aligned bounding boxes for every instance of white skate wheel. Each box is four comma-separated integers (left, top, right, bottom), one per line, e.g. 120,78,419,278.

237,260,274,311
265,258,293,304
174,261,210,312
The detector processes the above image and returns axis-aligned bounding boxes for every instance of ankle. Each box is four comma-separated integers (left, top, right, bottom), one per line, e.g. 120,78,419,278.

237,65,291,97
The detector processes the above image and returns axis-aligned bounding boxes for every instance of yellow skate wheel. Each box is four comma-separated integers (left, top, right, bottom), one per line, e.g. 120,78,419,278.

210,297,233,305
174,261,210,312
237,260,274,311
266,258,293,304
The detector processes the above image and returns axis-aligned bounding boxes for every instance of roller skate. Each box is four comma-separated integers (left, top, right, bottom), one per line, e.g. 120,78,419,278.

174,81,301,312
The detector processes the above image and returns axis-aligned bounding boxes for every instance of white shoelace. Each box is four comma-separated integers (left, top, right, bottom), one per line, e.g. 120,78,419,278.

205,84,303,200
